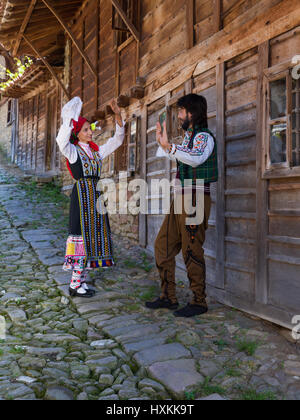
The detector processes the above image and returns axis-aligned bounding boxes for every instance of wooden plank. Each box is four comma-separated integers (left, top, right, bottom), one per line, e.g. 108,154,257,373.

216,62,225,289
22,34,70,99
213,0,222,33
139,107,148,247
40,0,97,78
255,41,269,305
207,284,294,330
110,0,140,42
186,0,194,49
13,0,38,56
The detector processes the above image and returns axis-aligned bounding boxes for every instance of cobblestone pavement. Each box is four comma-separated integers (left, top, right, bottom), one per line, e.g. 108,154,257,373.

0,159,300,400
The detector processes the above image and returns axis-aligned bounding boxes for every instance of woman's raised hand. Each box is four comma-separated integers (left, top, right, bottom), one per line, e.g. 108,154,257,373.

109,98,121,115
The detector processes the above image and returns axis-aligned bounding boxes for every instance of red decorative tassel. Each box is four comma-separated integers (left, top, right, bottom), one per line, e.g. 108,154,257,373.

89,141,99,152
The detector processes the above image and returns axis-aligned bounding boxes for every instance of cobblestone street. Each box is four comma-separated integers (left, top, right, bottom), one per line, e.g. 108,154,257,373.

0,159,299,401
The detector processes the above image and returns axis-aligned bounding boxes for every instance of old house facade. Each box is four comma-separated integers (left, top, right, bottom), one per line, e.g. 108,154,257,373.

0,0,299,328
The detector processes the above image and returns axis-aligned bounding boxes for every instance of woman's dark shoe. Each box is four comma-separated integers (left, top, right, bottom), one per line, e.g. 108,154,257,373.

174,304,208,318
69,286,94,298
81,282,96,296
145,297,179,310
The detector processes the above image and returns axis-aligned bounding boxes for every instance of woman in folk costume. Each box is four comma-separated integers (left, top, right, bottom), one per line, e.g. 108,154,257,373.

56,97,125,298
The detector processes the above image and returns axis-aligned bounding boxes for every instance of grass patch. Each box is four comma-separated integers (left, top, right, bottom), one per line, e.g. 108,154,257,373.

126,303,140,312
18,179,69,209
236,339,259,356
225,367,242,378
124,258,138,269
214,339,229,351
239,388,278,401
201,378,226,397
140,252,154,272
9,346,26,355
166,337,177,344
139,286,158,302
186,378,227,400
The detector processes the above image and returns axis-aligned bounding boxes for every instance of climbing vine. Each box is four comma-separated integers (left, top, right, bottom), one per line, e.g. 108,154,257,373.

0,56,33,92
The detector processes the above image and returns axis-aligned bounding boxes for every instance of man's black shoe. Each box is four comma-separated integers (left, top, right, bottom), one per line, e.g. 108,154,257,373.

145,297,179,310
174,304,208,318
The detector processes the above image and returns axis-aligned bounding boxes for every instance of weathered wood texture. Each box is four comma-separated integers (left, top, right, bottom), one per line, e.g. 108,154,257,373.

266,25,300,313
17,81,62,175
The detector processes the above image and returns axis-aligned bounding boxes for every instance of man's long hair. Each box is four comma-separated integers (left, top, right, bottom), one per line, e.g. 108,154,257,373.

177,94,208,129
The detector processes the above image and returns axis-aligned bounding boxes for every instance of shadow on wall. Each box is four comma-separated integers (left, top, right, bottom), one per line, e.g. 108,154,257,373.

0,99,12,158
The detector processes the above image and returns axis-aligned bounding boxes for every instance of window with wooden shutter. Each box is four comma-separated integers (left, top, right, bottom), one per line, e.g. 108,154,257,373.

112,0,140,47
263,66,300,178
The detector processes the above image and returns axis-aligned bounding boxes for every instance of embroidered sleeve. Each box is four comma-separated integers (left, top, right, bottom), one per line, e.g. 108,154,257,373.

174,133,215,168
98,119,126,160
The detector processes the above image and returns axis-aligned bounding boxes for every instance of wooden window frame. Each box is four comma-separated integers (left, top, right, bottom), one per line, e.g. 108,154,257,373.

112,0,140,48
128,117,138,173
113,0,141,97
262,64,300,179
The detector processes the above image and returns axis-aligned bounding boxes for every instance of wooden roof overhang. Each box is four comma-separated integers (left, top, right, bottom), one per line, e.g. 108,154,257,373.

1,61,63,98
0,0,88,99
0,0,82,58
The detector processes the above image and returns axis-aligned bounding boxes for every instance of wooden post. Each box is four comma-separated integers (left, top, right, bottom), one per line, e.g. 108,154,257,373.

216,62,225,289
255,41,269,304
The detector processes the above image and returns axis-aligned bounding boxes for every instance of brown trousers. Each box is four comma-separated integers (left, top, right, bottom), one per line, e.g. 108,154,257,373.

154,193,211,307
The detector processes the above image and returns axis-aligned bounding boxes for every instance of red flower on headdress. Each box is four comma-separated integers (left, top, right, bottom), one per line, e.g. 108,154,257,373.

71,117,88,145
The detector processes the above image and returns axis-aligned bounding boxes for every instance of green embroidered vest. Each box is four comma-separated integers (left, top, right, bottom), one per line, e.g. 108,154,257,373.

177,126,218,186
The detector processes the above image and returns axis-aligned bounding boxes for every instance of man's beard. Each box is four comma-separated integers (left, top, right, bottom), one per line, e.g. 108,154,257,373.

181,116,191,131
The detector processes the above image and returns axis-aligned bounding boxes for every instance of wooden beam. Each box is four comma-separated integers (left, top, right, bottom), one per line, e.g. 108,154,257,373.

13,0,38,57
117,95,130,108
40,0,97,78
22,34,70,99
110,0,140,42
216,62,225,290
129,85,144,99
186,0,194,49
255,41,269,305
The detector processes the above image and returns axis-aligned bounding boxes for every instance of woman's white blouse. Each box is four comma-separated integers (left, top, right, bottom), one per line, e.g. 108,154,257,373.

56,120,126,164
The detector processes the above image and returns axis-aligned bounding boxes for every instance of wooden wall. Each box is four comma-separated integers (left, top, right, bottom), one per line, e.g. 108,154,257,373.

17,81,61,175
223,48,258,300
71,0,99,117
140,0,187,75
